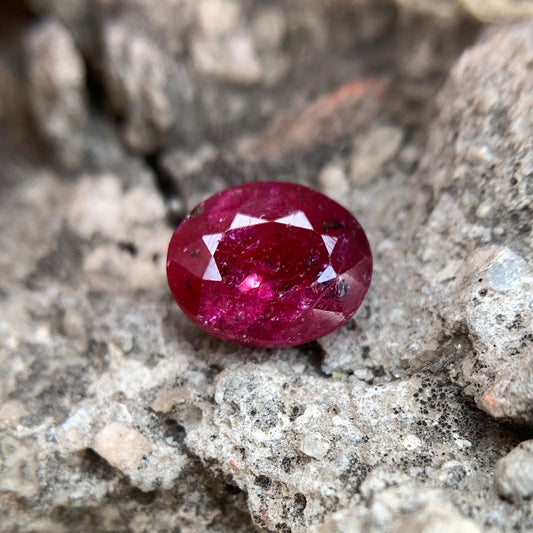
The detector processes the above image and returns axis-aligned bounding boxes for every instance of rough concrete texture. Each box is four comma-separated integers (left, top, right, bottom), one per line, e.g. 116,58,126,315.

416,22,533,425
1,1,533,532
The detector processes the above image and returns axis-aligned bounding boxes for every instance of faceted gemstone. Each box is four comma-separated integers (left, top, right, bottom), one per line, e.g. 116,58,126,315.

166,182,372,347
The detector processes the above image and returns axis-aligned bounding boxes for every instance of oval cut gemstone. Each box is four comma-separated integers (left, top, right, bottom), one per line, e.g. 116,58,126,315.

166,182,372,347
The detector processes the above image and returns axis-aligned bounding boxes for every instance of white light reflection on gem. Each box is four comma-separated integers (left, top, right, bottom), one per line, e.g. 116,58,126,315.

202,233,223,255
317,265,337,283
229,213,267,230
321,235,338,255
202,233,223,281
274,211,314,230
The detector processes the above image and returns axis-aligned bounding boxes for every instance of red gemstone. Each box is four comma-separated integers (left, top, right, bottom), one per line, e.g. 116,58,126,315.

166,182,372,347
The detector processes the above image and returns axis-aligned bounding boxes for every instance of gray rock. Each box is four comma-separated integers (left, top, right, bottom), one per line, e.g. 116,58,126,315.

350,124,404,186
451,247,533,423
394,0,533,23
459,0,533,21
186,363,513,531
0,435,39,500
92,0,198,152
318,487,482,533
66,171,169,293
196,0,242,37
393,0,461,21
494,440,533,504
417,21,533,424
394,501,482,533
127,0,196,57
191,32,262,86
24,19,88,169
252,7,286,50
192,0,289,87
103,19,196,152
300,432,331,460
318,160,350,204
27,0,97,54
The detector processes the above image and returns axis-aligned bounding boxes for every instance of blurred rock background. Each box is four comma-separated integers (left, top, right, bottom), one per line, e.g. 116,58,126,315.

1,1,533,532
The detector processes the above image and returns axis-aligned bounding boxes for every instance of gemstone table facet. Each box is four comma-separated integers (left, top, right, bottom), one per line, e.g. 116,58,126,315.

166,182,372,347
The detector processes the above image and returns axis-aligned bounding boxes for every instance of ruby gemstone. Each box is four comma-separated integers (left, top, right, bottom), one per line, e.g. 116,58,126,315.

166,182,372,347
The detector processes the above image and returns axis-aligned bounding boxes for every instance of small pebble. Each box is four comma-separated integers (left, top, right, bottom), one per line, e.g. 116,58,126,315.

300,432,331,460
494,440,533,503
